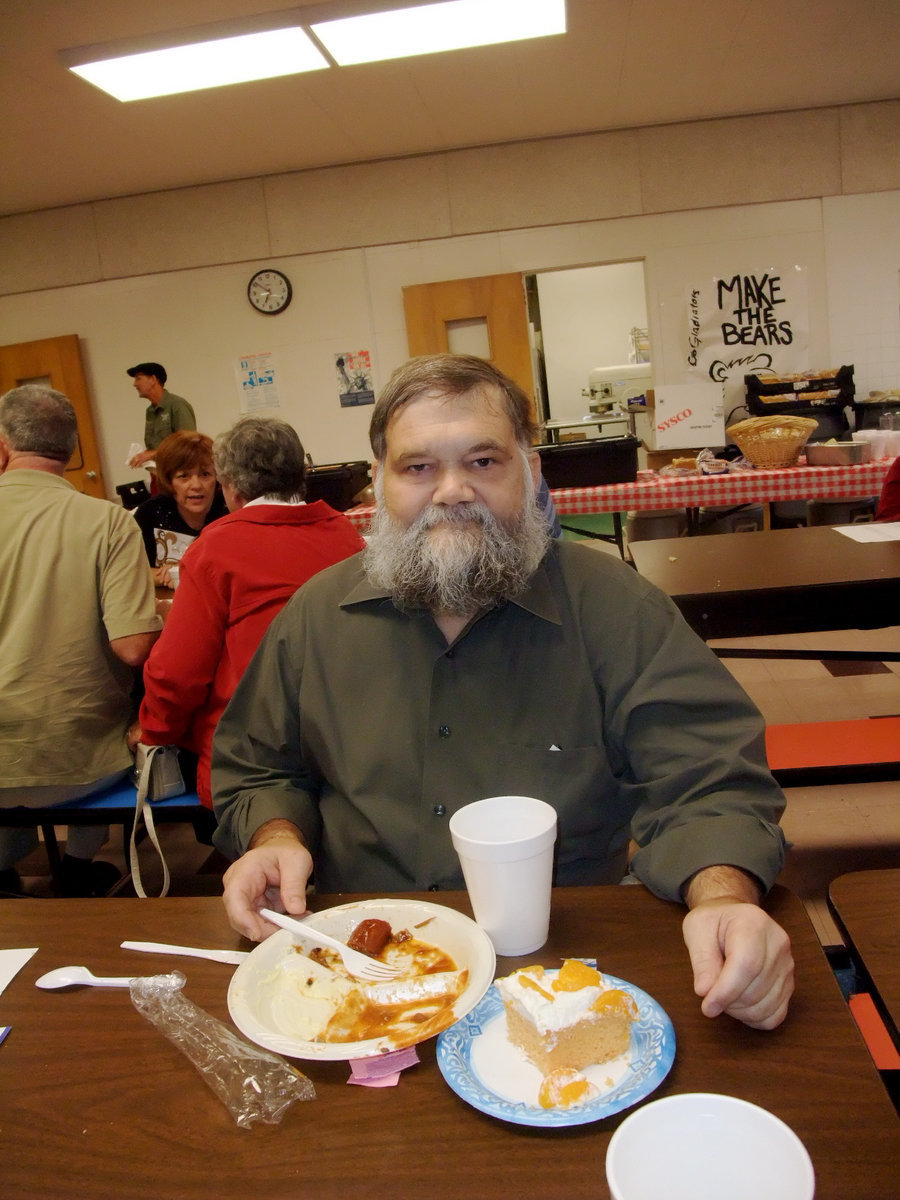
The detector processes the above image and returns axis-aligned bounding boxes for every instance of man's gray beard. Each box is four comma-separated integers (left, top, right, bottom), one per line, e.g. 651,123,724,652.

363,481,550,618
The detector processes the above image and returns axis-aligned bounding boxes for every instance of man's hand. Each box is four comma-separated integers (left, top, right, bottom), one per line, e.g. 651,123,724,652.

129,448,156,468
681,866,794,1030
221,820,313,941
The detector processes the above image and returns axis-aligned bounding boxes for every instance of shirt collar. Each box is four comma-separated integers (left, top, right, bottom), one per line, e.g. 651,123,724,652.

339,543,563,626
242,495,306,509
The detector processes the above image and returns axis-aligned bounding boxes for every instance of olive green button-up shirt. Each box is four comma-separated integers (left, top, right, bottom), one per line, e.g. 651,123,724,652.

144,390,196,450
212,541,786,901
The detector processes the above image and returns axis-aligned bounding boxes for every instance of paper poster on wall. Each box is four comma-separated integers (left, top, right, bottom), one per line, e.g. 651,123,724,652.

334,351,375,407
685,266,810,387
236,352,280,412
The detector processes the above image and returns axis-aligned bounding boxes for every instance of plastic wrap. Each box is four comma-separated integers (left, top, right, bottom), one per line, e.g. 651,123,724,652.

130,972,315,1127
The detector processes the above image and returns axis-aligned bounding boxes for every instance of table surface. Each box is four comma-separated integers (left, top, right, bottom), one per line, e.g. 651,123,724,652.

828,869,900,1038
2,886,897,1199
629,524,900,639
343,459,892,528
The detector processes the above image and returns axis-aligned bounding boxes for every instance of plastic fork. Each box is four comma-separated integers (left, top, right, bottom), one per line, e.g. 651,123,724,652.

259,908,401,981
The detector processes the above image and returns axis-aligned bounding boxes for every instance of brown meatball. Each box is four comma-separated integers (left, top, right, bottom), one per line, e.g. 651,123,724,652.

346,918,392,957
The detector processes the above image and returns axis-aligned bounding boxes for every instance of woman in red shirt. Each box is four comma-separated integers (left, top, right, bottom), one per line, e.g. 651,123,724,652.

135,417,365,807
875,455,900,521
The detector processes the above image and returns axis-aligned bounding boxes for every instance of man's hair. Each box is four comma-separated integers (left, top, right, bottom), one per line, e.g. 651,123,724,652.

213,417,307,502
154,430,214,496
369,354,540,462
0,383,78,462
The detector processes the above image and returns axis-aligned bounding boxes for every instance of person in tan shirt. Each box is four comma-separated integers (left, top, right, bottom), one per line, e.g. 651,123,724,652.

0,383,160,896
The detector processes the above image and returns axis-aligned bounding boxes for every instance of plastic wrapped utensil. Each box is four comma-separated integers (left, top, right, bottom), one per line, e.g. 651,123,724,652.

130,972,315,1127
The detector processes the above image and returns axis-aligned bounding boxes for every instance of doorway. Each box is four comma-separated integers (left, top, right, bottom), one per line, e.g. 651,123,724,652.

0,334,107,498
528,261,650,424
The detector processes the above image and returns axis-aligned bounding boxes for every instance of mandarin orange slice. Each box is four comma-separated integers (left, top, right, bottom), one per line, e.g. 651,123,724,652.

520,974,554,1001
589,988,639,1018
538,1068,599,1110
553,958,602,992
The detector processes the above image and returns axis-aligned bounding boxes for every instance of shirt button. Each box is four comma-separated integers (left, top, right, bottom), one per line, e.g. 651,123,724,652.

445,649,455,658
433,804,446,817
438,724,451,738
428,884,440,891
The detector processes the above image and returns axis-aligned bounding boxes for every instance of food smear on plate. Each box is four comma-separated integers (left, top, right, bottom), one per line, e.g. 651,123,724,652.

495,960,638,1094
267,920,468,1048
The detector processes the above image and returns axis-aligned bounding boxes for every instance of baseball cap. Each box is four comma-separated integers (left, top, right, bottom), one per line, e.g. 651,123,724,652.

127,362,167,384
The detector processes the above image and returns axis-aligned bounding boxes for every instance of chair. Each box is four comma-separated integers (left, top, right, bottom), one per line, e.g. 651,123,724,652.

0,779,214,894
115,480,151,510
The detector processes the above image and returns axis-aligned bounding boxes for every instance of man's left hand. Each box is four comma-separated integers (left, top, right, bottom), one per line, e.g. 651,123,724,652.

682,899,795,1030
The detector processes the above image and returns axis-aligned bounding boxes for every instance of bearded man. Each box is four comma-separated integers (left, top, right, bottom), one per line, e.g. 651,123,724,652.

213,354,794,1031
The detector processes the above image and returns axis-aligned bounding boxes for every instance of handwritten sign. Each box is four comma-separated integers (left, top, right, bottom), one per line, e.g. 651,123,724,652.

686,266,809,388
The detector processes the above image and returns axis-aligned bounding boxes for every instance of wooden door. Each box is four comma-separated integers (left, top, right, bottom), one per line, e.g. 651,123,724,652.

402,273,536,406
0,334,106,498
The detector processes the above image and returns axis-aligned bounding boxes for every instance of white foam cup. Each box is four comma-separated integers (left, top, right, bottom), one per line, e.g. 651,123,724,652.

854,429,887,458
605,1093,815,1200
449,796,557,956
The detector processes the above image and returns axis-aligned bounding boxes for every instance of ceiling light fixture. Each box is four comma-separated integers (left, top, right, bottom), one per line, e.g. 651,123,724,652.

312,0,567,66
61,17,328,102
61,1,567,102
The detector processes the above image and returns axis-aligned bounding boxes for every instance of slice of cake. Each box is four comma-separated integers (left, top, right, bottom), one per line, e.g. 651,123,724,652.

495,959,638,1075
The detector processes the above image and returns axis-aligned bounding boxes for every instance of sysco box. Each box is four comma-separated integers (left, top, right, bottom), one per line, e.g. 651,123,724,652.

652,383,725,450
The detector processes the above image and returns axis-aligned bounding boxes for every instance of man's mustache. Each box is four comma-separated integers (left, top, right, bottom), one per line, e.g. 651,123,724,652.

412,503,493,530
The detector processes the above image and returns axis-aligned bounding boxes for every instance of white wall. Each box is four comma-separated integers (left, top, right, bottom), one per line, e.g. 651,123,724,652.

2,192,898,495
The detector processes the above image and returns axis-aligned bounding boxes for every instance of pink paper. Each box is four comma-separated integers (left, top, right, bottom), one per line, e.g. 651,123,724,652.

347,1045,420,1086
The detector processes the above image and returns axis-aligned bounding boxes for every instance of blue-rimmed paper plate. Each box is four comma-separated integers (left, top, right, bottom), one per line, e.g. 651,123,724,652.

436,970,675,1127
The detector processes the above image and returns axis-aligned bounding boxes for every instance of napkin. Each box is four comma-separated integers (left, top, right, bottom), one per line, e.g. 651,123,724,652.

0,948,37,998
348,1046,420,1087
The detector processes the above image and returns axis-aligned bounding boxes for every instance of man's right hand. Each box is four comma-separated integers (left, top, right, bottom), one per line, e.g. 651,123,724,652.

129,448,156,468
221,821,313,941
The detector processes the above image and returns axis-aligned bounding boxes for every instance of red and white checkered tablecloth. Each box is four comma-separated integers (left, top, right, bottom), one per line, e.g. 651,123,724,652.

547,459,893,516
342,459,893,529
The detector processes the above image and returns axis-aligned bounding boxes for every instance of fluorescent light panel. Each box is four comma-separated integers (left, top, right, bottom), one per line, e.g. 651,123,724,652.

63,1,567,101
67,26,328,102
313,0,567,66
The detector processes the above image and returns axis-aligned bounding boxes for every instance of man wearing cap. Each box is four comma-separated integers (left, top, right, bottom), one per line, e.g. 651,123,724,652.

127,362,196,469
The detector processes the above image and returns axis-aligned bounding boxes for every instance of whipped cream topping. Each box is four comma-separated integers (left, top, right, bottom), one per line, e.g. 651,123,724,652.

495,966,614,1033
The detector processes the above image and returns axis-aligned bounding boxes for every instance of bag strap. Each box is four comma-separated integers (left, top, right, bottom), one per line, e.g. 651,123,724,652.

130,746,171,899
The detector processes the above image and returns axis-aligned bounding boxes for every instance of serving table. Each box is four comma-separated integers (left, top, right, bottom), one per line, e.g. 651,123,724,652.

3,886,898,1199
343,459,893,533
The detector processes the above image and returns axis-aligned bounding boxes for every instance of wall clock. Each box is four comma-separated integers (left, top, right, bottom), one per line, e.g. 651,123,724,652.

247,268,292,315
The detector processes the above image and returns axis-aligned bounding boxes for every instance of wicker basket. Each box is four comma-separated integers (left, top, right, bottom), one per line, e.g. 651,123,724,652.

726,415,819,468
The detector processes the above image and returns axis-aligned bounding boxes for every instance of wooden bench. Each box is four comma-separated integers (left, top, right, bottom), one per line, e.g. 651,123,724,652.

766,716,900,788
0,779,214,893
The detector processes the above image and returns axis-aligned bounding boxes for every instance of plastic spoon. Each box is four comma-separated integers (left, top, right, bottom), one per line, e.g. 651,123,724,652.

35,965,137,989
